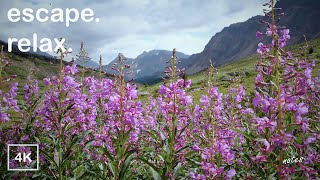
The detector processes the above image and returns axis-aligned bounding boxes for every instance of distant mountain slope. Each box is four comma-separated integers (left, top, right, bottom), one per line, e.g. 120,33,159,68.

75,57,99,69
184,0,320,74
104,50,189,83
140,38,320,103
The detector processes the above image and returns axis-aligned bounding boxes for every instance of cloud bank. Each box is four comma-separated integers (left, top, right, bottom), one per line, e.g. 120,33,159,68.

0,0,267,64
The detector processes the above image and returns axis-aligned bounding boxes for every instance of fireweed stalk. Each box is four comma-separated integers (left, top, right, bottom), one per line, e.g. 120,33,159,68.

190,65,250,179
21,69,40,144
246,0,320,178
0,47,19,124
0,82,23,179
88,53,148,180
8,70,41,179
76,42,91,85
0,48,38,179
139,49,193,179
93,55,106,126
0,50,25,179
37,44,97,179
99,55,103,81
0,45,5,89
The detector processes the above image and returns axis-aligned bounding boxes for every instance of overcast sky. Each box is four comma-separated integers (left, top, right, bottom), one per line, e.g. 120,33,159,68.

0,0,267,64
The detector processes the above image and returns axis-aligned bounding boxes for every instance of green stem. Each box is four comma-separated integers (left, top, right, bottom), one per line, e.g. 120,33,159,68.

99,55,103,81
58,47,64,180
0,66,2,89
0,45,4,89
270,0,283,177
117,53,125,180
170,49,177,176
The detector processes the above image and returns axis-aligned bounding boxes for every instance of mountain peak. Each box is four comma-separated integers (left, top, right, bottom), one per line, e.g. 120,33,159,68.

104,49,189,83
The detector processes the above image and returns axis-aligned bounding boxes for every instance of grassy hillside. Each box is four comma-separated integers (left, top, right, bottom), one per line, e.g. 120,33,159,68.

139,38,320,102
0,52,112,103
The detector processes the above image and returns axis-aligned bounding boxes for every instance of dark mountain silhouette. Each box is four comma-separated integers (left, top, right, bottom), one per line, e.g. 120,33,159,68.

104,50,189,83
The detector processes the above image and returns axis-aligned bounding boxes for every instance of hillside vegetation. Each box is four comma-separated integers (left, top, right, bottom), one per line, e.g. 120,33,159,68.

2,39,319,104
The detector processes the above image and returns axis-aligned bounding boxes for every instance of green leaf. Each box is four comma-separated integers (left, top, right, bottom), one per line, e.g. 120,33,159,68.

107,161,115,177
84,138,95,149
63,103,75,115
40,149,58,168
285,124,299,132
160,131,166,141
232,128,252,140
268,172,277,179
255,138,267,142
177,122,191,139
151,168,162,180
98,146,115,163
175,144,190,154
0,120,20,129
146,130,160,144
55,143,61,167
123,129,132,143
173,163,182,178
119,150,136,179
136,157,162,176
158,153,166,162
234,136,239,148
34,137,41,143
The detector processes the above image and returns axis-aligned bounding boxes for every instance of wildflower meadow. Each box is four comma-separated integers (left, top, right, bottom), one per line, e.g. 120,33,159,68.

0,0,319,179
